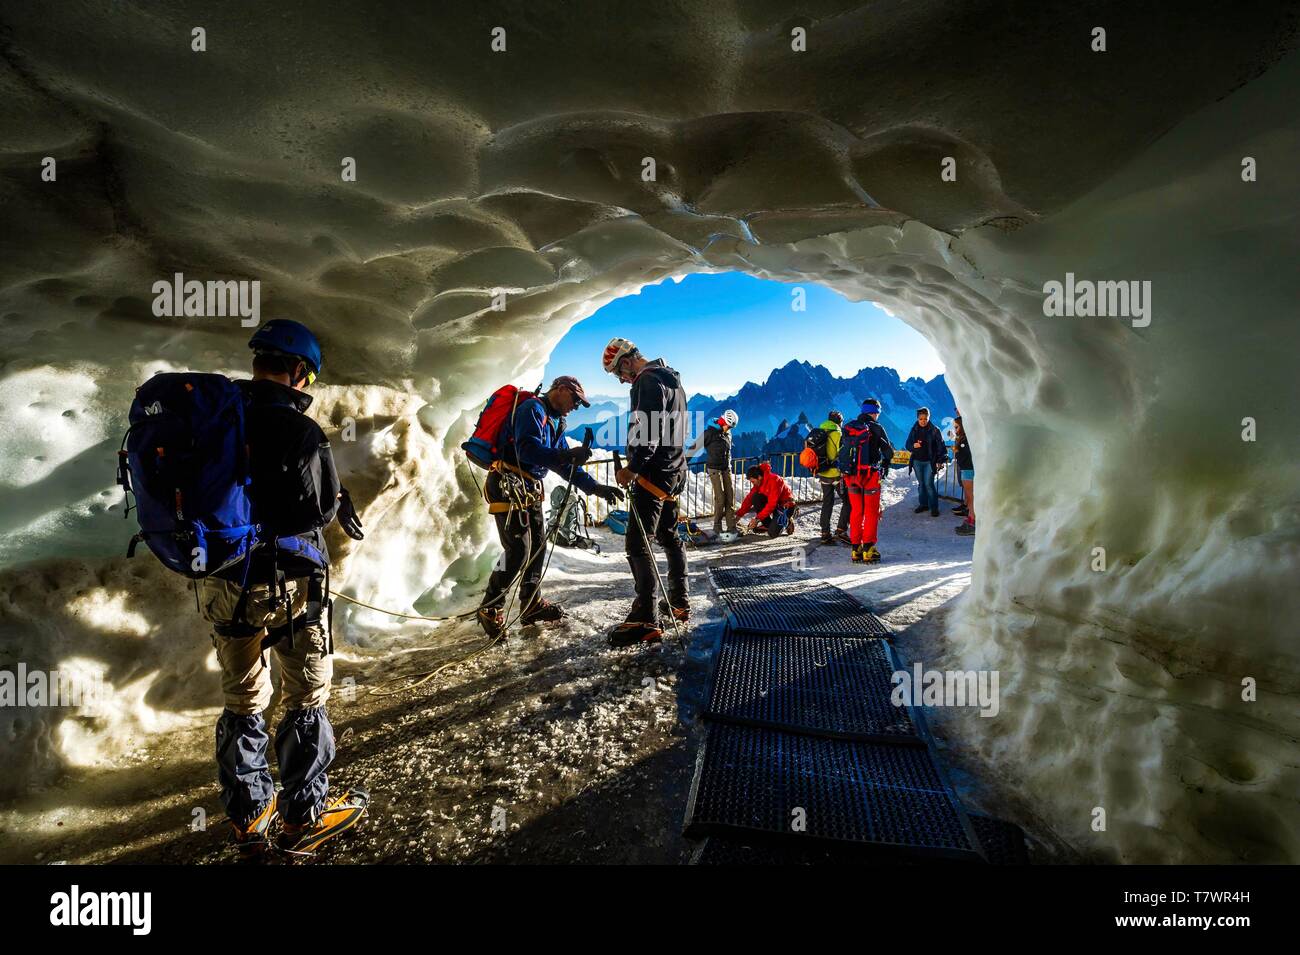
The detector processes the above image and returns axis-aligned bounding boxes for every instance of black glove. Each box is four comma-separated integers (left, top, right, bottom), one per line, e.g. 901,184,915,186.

337,488,364,540
594,484,624,504
563,446,593,467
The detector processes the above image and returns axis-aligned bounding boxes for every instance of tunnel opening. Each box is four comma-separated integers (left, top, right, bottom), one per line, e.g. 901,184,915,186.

0,5,1297,868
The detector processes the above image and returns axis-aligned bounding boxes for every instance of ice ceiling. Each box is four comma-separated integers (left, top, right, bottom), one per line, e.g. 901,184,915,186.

1,3,1298,862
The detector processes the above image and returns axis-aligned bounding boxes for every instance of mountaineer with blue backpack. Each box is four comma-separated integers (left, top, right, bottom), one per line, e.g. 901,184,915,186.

118,319,367,857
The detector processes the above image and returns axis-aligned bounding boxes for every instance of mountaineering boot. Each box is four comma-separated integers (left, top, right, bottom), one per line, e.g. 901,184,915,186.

276,786,370,858
820,531,836,545
476,606,507,639
835,529,851,545
610,594,663,646
850,545,864,563
521,597,564,625
955,522,976,537
862,544,882,563
608,620,664,647
229,793,278,857
658,597,691,622
952,504,968,516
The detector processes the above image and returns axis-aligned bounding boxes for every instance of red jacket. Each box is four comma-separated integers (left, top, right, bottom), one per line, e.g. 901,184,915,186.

736,461,794,521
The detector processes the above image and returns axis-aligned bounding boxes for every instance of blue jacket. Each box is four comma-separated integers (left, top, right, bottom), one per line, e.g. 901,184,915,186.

506,396,601,495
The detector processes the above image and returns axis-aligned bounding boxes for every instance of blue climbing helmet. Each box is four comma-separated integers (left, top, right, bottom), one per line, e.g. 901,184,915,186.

248,319,322,384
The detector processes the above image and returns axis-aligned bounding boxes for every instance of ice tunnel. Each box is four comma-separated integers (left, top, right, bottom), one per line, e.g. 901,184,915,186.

0,3,1297,864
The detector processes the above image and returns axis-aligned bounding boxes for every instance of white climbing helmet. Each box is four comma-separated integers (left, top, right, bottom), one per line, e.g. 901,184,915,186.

721,409,739,428
602,337,638,375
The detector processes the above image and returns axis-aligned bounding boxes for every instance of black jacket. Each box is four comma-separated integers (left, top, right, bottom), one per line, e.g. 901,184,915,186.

840,415,894,476
217,378,340,581
954,434,973,471
626,359,688,490
905,421,948,466
699,425,732,471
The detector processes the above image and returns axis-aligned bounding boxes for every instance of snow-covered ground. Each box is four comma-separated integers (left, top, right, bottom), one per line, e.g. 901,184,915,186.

0,468,1019,865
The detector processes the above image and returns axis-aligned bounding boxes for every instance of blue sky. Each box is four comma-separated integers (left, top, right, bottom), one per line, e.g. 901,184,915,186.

543,272,944,399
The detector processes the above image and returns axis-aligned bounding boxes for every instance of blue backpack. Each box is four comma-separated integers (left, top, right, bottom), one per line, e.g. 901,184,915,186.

117,373,259,579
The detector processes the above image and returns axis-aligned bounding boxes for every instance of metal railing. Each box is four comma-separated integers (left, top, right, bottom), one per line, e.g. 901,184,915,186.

579,451,825,525
938,457,966,503
895,443,966,503
578,445,966,526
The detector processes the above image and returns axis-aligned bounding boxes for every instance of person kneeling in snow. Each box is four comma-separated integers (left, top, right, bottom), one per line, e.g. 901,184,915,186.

737,462,797,537
477,376,624,639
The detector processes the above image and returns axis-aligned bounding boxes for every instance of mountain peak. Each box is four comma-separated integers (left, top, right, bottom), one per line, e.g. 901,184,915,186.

700,360,955,446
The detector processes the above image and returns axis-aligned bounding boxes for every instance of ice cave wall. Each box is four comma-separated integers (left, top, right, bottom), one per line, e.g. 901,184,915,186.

0,3,1297,861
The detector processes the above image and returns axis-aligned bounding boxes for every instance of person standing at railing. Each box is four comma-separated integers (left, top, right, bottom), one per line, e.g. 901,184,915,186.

687,409,740,538
810,410,851,545
905,406,948,518
840,398,894,563
952,415,976,537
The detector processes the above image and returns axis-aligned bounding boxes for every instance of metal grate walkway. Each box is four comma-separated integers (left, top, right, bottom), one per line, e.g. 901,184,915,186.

684,565,1022,864
710,565,893,638
686,722,979,857
706,631,918,742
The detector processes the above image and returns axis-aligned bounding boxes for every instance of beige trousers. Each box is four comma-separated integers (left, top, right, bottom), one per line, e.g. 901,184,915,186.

709,468,738,533
199,577,332,715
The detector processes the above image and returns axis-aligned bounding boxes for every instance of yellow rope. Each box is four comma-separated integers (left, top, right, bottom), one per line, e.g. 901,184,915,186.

332,591,475,622
365,633,502,697
357,389,583,696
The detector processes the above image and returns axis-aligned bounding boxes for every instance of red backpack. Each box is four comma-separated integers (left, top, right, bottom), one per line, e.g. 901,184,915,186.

460,384,546,469
840,422,890,478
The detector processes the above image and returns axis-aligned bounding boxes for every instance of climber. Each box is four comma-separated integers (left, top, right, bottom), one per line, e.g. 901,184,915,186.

476,375,624,639
811,410,850,545
692,409,740,537
201,319,368,857
953,415,976,536
905,406,949,517
736,461,798,537
602,337,690,646
840,397,894,563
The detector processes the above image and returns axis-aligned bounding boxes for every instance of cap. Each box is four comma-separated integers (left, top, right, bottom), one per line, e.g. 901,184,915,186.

550,375,590,407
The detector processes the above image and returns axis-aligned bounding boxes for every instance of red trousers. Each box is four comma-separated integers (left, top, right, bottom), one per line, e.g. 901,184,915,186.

845,469,881,546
